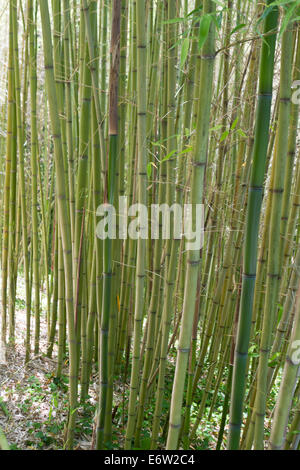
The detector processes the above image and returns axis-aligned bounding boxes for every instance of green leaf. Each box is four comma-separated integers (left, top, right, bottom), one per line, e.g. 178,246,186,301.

163,18,185,25
147,163,152,178
268,352,281,367
147,162,157,178
278,2,299,38
161,147,192,164
269,352,281,363
161,149,177,163
180,37,190,68
210,124,223,132
220,130,229,142
178,146,193,155
231,117,239,130
269,0,296,5
230,23,246,35
187,6,203,18
151,134,180,148
199,14,212,50
237,128,247,138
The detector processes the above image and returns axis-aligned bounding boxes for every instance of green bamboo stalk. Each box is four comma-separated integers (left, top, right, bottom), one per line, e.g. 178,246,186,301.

228,1,278,449
1,4,14,350
253,24,293,450
28,0,40,355
38,0,77,448
166,0,216,450
269,281,300,449
11,0,31,356
125,0,147,450
96,0,121,450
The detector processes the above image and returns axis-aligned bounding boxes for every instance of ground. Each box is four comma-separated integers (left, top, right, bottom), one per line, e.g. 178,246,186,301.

0,277,97,450
0,277,278,450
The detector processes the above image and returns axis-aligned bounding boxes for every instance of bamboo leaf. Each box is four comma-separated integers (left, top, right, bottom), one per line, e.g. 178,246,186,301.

220,130,229,142
237,128,247,138
147,162,157,178
180,37,190,68
231,117,239,130
199,14,212,50
230,23,246,35
163,18,185,24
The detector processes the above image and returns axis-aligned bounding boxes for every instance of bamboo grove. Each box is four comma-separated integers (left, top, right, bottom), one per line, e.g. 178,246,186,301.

0,0,300,451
